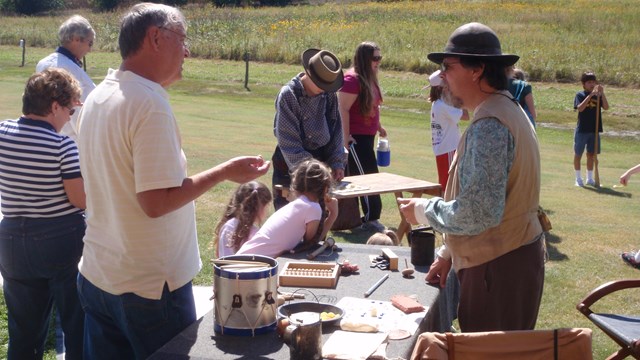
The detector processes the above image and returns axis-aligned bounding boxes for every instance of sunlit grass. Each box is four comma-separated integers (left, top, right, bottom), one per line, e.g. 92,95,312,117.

1,3,640,354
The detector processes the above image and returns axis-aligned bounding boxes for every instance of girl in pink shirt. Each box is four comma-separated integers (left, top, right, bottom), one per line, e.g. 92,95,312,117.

237,159,338,258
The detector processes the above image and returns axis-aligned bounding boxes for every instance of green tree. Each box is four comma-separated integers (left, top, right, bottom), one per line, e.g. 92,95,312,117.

88,0,119,11
0,0,64,14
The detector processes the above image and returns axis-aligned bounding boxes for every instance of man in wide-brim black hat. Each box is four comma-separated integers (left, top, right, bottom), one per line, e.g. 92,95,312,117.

399,22,545,332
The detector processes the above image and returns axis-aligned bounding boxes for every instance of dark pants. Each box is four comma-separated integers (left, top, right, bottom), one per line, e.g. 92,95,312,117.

0,214,85,360
77,274,196,359
272,145,330,211
457,236,545,332
348,135,382,221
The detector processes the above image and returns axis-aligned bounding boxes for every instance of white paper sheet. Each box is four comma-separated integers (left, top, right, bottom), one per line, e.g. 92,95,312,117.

335,296,427,335
322,330,388,360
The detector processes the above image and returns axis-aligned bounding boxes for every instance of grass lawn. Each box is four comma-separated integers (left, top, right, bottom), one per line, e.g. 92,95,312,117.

1,46,640,359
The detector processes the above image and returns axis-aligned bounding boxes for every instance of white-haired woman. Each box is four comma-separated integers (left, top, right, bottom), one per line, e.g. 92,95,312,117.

37,14,96,139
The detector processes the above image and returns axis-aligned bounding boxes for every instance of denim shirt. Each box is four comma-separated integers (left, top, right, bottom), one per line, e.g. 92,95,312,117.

273,73,345,171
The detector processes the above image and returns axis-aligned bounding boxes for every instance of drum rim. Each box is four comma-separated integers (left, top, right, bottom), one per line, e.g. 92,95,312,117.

214,254,279,279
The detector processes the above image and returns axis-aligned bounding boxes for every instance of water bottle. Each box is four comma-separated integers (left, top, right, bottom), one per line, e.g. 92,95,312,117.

376,137,390,167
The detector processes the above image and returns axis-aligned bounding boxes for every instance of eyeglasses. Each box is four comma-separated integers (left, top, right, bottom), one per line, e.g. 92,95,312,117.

372,55,383,62
440,61,461,73
160,26,190,48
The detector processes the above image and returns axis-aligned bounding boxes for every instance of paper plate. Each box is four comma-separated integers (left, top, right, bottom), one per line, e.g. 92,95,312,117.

277,302,345,326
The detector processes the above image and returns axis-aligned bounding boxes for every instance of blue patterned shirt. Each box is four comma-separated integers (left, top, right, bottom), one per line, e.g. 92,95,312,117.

273,73,346,171
417,118,514,235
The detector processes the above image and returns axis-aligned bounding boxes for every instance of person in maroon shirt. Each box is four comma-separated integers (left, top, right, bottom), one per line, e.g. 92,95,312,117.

338,42,387,232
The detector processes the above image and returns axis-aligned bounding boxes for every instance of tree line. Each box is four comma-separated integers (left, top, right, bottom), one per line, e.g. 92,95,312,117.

1,0,296,15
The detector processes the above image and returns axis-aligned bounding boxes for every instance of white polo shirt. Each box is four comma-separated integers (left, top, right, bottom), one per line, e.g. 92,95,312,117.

36,51,96,140
77,68,201,300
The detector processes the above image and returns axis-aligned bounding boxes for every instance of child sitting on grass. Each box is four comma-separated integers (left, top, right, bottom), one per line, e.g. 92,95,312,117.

237,159,338,258
214,181,272,258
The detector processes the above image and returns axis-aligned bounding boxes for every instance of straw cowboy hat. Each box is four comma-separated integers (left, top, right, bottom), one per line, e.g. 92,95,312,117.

428,22,519,66
302,48,344,92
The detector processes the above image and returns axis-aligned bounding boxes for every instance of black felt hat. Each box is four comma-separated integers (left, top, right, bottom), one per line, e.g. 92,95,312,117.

428,22,519,66
302,48,344,92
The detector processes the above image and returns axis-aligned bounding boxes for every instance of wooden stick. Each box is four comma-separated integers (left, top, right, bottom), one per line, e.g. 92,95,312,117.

594,93,601,187
221,264,269,269
211,259,270,267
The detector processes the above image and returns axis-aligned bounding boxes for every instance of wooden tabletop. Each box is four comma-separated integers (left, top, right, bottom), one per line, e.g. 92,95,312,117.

332,172,441,199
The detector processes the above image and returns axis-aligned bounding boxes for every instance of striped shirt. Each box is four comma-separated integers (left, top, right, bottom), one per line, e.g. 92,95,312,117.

0,117,83,218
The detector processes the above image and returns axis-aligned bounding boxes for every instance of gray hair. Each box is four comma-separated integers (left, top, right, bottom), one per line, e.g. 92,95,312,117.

58,15,95,45
118,2,187,59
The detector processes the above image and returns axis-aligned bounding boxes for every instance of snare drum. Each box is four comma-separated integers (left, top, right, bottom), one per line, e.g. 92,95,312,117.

213,254,278,336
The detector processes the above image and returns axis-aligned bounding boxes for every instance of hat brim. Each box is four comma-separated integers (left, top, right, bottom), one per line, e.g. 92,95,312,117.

427,52,519,66
302,48,344,93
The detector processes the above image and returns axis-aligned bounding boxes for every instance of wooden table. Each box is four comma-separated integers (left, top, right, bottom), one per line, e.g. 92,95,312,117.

149,243,446,360
332,172,442,242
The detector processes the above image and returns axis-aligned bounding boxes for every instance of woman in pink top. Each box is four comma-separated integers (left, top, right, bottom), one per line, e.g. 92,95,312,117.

338,41,386,232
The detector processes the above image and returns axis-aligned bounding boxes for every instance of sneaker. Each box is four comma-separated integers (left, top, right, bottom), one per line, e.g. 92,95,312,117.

575,178,584,187
621,252,640,270
586,178,596,186
361,220,387,233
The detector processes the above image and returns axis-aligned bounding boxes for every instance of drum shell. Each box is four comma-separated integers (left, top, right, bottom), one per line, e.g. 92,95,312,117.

213,255,278,336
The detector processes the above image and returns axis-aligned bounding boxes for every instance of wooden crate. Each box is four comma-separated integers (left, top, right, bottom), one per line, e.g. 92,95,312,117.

279,261,340,288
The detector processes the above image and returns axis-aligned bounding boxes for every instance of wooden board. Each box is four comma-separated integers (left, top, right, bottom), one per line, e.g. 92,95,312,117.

278,261,340,288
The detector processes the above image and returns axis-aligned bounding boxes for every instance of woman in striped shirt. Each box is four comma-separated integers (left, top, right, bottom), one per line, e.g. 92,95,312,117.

0,68,85,360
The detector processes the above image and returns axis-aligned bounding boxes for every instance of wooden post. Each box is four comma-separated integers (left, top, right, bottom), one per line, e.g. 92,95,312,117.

243,52,250,91
19,39,25,67
593,94,601,187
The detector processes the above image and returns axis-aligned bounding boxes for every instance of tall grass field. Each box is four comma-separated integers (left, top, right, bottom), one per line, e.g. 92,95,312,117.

1,1,640,358
1,0,640,85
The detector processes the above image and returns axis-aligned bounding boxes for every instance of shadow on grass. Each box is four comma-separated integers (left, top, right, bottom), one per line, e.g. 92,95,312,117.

581,185,632,198
545,232,569,262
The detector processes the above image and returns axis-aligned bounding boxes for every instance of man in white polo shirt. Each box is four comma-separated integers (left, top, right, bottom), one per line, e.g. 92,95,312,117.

75,3,270,359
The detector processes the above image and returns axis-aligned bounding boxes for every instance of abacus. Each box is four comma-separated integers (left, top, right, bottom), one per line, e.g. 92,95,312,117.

278,261,340,288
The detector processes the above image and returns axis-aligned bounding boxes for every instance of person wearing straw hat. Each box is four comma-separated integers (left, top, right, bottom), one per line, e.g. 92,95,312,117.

399,22,545,332
271,48,347,210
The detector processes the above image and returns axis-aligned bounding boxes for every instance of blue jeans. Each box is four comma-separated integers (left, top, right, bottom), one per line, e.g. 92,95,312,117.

0,214,85,360
574,130,601,155
77,274,196,359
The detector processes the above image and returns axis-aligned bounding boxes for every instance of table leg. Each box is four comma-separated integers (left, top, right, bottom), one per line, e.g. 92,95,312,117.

394,191,424,243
